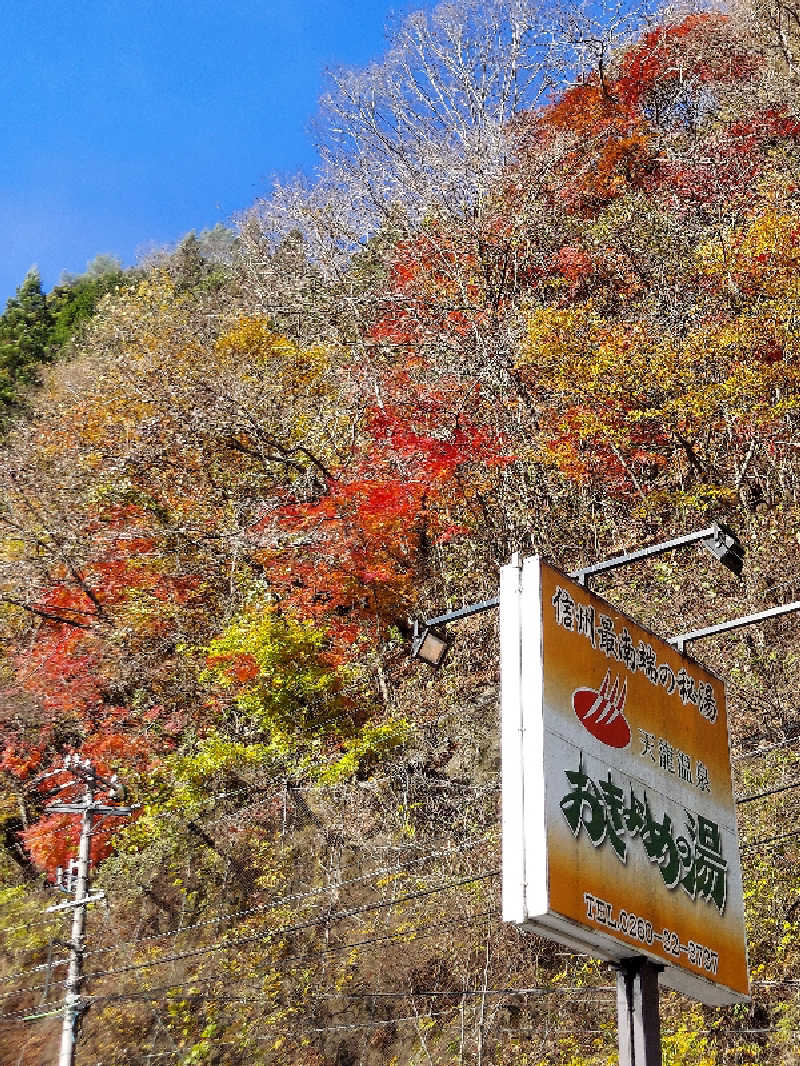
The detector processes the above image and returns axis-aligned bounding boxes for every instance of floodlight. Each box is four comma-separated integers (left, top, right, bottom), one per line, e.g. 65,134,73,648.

410,520,746,666
411,622,450,667
702,522,744,576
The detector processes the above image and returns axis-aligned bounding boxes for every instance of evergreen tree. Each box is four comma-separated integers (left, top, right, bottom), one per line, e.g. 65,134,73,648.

47,257,123,350
0,269,53,411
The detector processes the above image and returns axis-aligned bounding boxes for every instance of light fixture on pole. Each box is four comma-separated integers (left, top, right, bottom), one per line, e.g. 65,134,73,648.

410,521,745,664
700,521,745,576
411,619,450,668
571,521,744,586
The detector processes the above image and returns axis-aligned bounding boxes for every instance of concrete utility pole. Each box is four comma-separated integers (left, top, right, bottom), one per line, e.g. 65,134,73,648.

37,756,131,1066
58,802,91,1066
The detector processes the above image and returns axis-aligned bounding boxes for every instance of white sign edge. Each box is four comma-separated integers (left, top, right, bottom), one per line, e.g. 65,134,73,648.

500,554,526,924
501,554,548,923
500,553,751,1007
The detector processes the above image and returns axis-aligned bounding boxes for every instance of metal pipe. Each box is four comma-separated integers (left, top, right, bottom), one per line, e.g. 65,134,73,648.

616,958,662,1066
670,600,800,654
422,529,720,628
418,522,743,632
426,597,500,627
571,526,719,585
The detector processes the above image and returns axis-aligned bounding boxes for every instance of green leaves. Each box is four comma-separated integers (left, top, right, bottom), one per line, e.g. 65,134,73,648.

203,609,347,733
0,269,52,411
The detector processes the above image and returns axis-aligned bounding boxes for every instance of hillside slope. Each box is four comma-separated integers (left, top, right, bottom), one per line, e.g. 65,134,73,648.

3,2,800,1063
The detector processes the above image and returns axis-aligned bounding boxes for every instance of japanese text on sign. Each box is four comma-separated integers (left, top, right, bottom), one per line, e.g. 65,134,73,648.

560,756,728,914
552,586,718,723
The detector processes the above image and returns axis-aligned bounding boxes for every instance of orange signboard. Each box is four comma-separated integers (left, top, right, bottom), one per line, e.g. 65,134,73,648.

501,555,749,1005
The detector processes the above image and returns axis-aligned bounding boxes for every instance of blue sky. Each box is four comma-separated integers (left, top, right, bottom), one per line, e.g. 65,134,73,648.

1,0,410,305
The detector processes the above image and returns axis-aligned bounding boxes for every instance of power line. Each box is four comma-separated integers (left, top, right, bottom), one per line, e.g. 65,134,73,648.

82,832,497,962
15,967,800,1025
82,871,499,983
117,1008,464,1059
4,765,799,989
4,774,498,923
290,985,616,999
741,828,800,851
0,910,66,938
9,943,800,1031
0,908,501,1023
101,901,183,1062
2,874,499,1002
732,735,800,763
61,1020,800,1063
736,779,800,805
0,829,497,979
5,767,799,994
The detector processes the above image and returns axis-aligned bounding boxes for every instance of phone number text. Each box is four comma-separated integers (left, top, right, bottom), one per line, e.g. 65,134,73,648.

583,892,719,975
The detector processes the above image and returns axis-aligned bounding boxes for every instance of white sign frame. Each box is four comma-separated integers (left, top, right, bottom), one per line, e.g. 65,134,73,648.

501,554,749,1006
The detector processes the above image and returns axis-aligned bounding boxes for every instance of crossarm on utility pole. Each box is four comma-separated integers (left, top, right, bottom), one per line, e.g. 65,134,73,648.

30,755,134,1066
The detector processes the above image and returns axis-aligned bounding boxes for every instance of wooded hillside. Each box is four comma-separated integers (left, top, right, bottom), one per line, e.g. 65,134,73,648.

3,1,800,1062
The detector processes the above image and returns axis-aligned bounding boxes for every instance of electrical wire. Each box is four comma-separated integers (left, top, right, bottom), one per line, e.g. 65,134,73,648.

83,831,497,960
7,932,800,1036
0,910,67,938
275,985,617,1000
100,1020,800,1063
118,985,617,1014
0,873,499,1005
170,769,800,816
0,907,501,1022
102,899,183,1062
732,735,800,762
0,830,497,984
6,765,800,994
736,779,800,805
12,969,800,1027
81,871,499,983
741,828,800,851
117,1008,463,1060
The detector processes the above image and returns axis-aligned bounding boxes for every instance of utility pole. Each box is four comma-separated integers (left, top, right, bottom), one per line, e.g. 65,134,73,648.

36,756,131,1066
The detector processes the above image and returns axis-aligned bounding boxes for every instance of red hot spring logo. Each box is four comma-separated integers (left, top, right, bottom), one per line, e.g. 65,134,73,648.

572,671,631,749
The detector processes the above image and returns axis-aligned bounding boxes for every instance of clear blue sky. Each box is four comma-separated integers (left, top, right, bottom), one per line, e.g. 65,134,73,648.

1,0,409,305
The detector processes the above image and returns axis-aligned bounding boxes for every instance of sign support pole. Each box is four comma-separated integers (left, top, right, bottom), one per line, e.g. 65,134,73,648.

616,958,662,1066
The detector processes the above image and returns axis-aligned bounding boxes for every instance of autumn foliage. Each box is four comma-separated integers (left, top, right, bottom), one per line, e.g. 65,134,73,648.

4,4,800,1063
3,2,799,874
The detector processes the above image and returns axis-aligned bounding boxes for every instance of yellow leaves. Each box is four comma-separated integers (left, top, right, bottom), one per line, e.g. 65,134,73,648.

320,717,411,783
216,316,291,361
199,607,410,782
661,1007,716,1066
376,870,409,887
517,202,800,506
0,535,26,562
0,886,61,954
520,302,600,380
522,303,671,407
216,316,330,391
697,209,800,302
